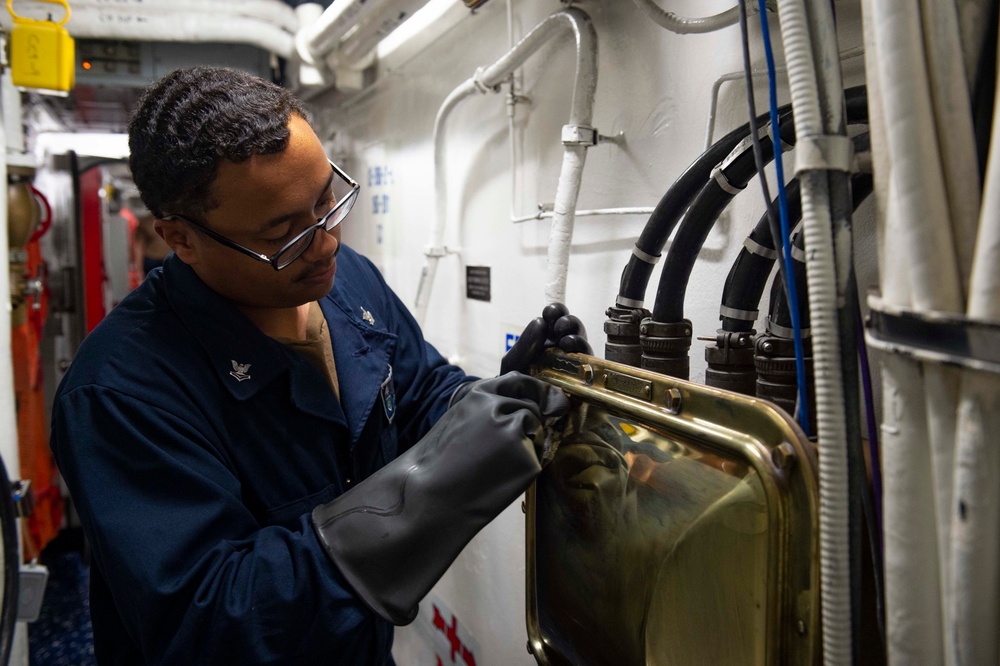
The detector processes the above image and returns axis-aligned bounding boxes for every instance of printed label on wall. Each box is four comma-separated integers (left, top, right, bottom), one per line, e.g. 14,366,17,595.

366,162,395,246
502,323,524,356
465,266,491,302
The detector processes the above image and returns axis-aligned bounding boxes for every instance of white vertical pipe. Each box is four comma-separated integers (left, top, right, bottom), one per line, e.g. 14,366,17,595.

868,1,971,663
871,2,963,314
920,0,979,292
544,146,585,304
0,61,27,666
413,8,596,323
950,30,1000,659
413,79,479,325
774,0,852,660
0,62,16,552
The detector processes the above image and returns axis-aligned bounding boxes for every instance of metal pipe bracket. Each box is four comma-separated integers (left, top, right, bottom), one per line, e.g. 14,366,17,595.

866,295,1000,374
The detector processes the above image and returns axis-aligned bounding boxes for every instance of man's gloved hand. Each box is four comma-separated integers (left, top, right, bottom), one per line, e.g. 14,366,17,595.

501,302,593,376
312,372,569,625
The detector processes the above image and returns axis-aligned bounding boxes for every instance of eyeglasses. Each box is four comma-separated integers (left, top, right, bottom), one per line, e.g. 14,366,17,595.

163,160,360,271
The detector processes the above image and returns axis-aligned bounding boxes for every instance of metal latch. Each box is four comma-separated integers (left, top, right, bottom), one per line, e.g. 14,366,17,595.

11,480,33,518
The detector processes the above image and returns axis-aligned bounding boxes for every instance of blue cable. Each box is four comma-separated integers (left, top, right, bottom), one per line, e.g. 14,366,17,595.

757,0,811,436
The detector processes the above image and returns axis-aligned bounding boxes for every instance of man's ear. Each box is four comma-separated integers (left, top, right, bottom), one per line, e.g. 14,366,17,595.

154,218,200,264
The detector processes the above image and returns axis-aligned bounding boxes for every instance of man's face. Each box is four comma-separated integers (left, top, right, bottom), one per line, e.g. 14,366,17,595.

184,115,344,311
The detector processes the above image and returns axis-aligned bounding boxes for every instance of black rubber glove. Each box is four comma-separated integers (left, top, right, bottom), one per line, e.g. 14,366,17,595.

311,372,570,625
500,302,593,376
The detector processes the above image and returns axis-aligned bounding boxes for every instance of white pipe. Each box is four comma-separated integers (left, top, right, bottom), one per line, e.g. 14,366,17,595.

0,66,25,666
545,145,586,304
920,0,979,295
950,29,1000,660
414,8,597,323
630,0,739,34
65,0,299,32
413,79,479,325
300,0,431,65
870,1,970,663
511,206,655,224
336,0,429,67
775,0,852,661
0,70,16,521
11,11,296,58
702,46,865,152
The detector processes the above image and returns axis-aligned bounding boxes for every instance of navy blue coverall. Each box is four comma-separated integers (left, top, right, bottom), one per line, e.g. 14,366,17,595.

50,246,470,665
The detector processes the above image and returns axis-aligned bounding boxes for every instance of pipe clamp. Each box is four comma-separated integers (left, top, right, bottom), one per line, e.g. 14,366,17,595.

720,305,759,321
562,124,598,147
631,245,661,265
743,237,778,259
793,134,853,174
866,296,1000,374
711,165,745,195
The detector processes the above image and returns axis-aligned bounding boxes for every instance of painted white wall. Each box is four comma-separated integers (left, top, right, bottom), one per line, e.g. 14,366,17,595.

308,1,870,663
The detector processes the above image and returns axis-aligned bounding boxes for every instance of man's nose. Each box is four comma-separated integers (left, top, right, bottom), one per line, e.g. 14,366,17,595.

303,225,339,260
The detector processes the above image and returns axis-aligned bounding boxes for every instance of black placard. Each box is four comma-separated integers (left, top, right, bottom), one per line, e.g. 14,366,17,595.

466,266,491,302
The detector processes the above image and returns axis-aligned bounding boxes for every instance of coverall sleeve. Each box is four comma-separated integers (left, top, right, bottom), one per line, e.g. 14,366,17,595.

51,384,392,665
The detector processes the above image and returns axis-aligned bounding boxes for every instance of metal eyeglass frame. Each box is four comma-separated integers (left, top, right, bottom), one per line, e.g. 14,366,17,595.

162,160,360,271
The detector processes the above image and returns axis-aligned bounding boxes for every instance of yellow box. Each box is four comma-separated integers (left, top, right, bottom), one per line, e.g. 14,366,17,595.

10,19,75,93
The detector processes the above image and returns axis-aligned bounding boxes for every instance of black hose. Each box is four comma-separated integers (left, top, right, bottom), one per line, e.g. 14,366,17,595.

0,456,19,666
616,105,792,305
719,178,804,333
767,173,874,331
650,90,868,324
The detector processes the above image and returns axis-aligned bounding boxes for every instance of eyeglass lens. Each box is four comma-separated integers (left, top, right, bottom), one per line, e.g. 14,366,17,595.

274,185,359,269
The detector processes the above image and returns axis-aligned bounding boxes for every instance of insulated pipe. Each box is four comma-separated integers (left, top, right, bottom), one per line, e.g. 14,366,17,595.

15,11,296,57
336,0,429,67
414,8,597,323
299,0,431,65
950,29,1000,662
630,0,739,34
66,0,299,32
775,0,855,662
869,1,972,663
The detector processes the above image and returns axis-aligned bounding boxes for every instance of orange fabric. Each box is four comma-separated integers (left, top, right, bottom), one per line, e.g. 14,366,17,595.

12,240,62,557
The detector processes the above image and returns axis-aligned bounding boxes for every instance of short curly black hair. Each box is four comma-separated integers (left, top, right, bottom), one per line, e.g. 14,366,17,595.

127,66,308,219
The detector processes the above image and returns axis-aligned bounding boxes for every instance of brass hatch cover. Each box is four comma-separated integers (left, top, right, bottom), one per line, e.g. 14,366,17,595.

527,351,819,665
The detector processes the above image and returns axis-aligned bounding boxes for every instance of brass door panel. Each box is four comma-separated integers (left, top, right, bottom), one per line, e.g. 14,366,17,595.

527,352,819,665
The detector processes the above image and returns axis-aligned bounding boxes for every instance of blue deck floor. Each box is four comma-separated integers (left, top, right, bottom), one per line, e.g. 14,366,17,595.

28,534,95,666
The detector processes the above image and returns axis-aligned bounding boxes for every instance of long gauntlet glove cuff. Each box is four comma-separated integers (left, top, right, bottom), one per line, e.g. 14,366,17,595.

311,373,569,625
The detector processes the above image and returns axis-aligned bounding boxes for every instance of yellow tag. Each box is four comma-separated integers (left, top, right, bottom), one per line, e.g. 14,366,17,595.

7,0,75,93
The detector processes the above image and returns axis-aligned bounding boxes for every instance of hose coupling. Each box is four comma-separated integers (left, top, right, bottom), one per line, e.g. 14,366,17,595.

604,305,650,368
639,318,692,379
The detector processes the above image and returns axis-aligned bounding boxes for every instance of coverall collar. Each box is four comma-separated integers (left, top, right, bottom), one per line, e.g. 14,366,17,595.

161,253,397,443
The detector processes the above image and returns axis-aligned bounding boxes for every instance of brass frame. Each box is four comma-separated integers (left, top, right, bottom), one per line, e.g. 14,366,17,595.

526,351,820,664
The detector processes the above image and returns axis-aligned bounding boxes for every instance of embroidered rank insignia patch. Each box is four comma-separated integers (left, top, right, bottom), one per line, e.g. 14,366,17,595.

381,365,396,423
230,360,251,382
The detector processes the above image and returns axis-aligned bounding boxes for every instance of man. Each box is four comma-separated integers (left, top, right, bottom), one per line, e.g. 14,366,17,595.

49,67,587,665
